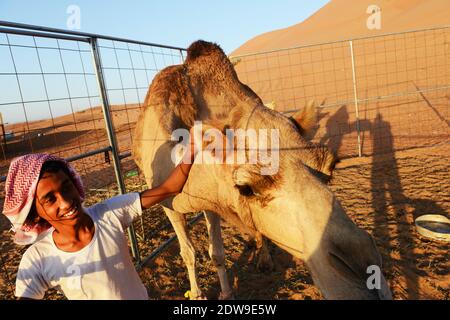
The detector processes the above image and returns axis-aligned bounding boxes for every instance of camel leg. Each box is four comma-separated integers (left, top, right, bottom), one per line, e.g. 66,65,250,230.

163,207,205,299
204,211,234,300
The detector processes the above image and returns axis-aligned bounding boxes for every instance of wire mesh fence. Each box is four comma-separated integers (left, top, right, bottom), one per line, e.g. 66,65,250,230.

0,21,186,299
0,21,448,299
231,26,450,158
94,38,189,268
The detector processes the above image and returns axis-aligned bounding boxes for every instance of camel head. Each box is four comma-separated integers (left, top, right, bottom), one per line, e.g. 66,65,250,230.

143,40,392,299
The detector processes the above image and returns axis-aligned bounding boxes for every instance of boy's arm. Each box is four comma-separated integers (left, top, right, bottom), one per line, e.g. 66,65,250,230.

139,127,197,210
139,161,193,209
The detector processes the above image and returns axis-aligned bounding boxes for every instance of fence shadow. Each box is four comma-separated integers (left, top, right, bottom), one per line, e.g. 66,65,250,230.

370,112,419,299
319,105,348,155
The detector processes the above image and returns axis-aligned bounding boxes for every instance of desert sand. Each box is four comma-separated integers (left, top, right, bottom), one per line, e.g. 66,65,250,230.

232,0,450,56
0,0,449,299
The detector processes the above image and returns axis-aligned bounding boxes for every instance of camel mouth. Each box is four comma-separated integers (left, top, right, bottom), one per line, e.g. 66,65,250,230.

326,251,386,300
328,251,365,283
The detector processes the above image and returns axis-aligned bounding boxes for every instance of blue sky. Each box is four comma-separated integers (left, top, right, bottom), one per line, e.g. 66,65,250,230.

0,0,328,53
0,1,329,124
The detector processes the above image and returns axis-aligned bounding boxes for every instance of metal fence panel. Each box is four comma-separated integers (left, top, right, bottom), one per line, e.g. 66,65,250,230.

0,21,186,299
231,26,450,158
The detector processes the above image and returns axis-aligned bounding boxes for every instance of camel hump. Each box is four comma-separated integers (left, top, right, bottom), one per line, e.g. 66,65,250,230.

186,40,225,63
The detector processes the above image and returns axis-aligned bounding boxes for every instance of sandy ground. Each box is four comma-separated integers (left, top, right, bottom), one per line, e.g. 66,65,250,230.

1,142,447,300
0,44,448,299
135,143,450,300
0,2,448,297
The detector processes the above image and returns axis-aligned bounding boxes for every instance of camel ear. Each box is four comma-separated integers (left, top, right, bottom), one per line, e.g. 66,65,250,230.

289,100,317,137
303,143,339,183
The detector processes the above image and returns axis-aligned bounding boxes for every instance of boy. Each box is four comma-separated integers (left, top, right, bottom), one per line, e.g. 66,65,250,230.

2,128,198,300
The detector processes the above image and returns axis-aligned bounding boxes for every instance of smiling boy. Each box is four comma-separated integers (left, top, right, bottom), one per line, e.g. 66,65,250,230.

2,128,199,300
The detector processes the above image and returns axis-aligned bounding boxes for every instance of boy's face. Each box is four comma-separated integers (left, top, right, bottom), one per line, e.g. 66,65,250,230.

35,169,84,227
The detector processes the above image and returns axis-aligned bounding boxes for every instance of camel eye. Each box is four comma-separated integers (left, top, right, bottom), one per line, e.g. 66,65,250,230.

236,184,255,197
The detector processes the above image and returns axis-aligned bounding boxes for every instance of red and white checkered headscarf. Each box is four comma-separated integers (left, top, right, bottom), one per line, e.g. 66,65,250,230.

2,153,85,245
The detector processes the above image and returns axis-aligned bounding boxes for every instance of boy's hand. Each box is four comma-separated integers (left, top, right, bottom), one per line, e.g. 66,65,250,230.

181,125,201,164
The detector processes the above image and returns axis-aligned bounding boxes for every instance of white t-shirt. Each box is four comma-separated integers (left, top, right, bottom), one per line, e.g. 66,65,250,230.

15,192,148,300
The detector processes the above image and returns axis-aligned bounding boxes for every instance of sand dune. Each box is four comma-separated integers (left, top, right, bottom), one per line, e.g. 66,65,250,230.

229,0,449,159
232,0,450,55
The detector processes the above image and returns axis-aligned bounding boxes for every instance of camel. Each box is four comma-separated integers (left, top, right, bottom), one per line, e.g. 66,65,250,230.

132,40,392,300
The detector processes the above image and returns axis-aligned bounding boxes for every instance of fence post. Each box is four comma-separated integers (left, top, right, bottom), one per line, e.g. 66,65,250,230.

179,49,185,63
349,40,362,157
90,37,141,264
